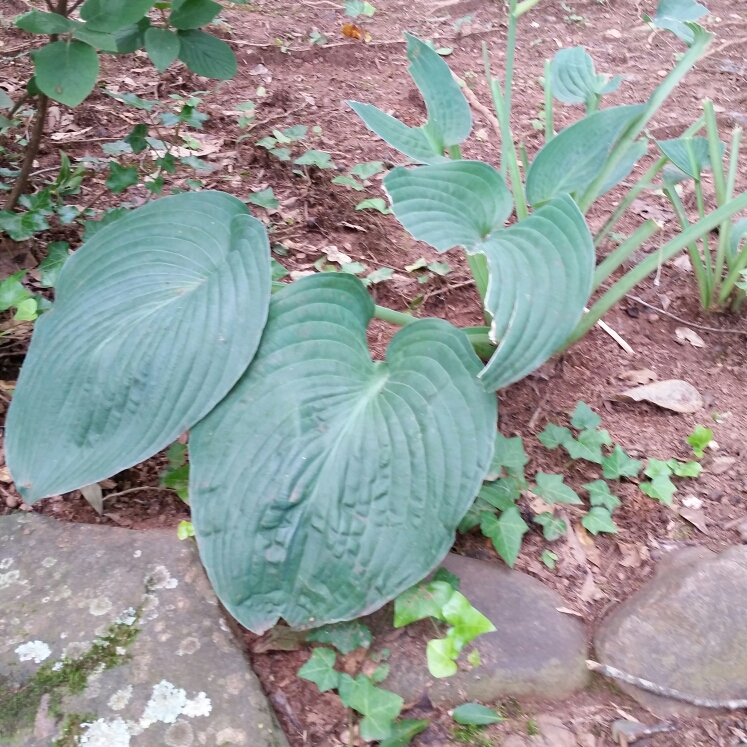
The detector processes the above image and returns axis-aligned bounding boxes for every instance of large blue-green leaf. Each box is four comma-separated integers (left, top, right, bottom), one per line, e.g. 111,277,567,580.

525,104,645,206
599,139,648,196
550,47,621,106
644,0,708,44
347,33,470,163
656,136,725,180
6,192,271,502
346,103,447,165
480,195,594,390
404,33,471,149
383,161,512,252
190,273,496,633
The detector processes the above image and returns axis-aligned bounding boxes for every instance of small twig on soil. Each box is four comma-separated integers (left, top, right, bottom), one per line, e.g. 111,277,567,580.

625,294,747,336
101,486,175,502
9,93,30,118
248,104,308,132
587,660,747,709
453,74,502,142
422,278,476,304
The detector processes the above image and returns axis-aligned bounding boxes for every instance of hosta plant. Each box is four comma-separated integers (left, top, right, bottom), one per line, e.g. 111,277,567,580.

7,0,747,638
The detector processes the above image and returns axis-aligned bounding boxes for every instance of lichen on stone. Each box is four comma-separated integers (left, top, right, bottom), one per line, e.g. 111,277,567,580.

15,640,52,664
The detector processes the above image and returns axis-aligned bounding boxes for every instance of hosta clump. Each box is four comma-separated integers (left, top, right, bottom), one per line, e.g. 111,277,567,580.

6,191,496,634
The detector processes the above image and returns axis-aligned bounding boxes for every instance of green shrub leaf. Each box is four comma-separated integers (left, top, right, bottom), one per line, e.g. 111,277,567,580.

16,10,77,34
170,0,222,30
32,41,99,108
190,273,496,632
525,104,645,206
384,161,512,253
79,0,156,32
113,18,150,53
144,27,181,72
347,102,447,164
177,29,237,79
452,703,504,725
479,194,594,391
71,26,119,52
6,192,271,502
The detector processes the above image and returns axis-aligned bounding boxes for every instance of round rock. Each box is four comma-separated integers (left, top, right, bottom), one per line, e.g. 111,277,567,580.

383,553,589,706
595,546,747,717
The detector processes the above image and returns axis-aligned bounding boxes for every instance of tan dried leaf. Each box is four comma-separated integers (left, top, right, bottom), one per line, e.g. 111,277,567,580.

616,379,703,413
675,326,705,347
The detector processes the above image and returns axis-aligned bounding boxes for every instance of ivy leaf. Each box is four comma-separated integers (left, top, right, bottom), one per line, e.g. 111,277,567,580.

488,433,528,480
346,675,404,741
426,638,458,678
297,648,340,692
570,401,601,430
441,591,495,651
350,161,384,180
0,210,49,241
124,123,149,154
295,150,335,169
686,424,713,458
533,512,567,541
247,187,279,210
533,473,582,505
356,197,391,214
583,480,621,511
332,175,364,191
394,580,453,627
540,549,558,569
371,665,389,683
0,271,31,312
480,507,528,567
478,478,520,511
564,428,610,464
432,567,460,590
602,445,642,479
379,719,429,747
38,241,69,288
644,458,673,479
452,703,504,726
105,162,138,194
640,475,677,506
581,506,618,535
306,620,372,655
177,519,195,540
537,423,572,449
667,459,702,478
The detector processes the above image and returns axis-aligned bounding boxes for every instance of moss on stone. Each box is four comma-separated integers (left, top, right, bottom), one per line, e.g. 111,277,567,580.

0,609,141,742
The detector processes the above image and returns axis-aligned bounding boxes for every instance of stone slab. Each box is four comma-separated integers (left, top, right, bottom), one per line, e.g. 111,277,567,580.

0,513,289,747
595,545,747,717
384,554,589,706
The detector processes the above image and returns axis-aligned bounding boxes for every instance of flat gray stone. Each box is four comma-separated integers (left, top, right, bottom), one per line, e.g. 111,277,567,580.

0,513,288,747
384,554,589,706
596,545,747,717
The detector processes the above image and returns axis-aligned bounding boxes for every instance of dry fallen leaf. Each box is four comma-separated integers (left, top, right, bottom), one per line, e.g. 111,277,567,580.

618,542,643,569
672,254,692,272
618,368,657,386
529,494,555,515
675,326,705,347
678,506,710,535
0,466,11,483
630,198,674,224
325,246,352,265
579,569,607,604
708,455,736,475
681,494,702,509
616,379,703,413
556,606,584,617
342,23,363,39
575,524,601,567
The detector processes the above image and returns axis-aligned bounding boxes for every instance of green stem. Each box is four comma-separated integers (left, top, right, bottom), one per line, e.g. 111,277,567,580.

448,144,462,160
703,100,727,205
543,58,554,143
593,156,667,248
505,0,518,118
565,191,747,346
592,219,660,291
373,305,417,327
663,179,710,308
578,29,713,213
693,178,712,291
466,252,489,303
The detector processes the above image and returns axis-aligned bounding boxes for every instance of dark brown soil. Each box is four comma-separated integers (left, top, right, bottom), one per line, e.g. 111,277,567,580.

1,0,747,745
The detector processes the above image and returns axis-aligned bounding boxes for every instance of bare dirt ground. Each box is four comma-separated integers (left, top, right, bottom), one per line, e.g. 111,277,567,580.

1,0,747,745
